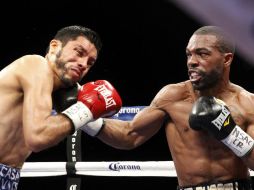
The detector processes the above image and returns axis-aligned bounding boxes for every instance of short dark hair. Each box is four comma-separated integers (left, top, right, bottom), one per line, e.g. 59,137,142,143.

47,25,102,55
193,26,235,54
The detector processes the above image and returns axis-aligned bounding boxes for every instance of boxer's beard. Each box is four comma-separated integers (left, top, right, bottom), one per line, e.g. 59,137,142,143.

192,65,223,90
55,50,74,87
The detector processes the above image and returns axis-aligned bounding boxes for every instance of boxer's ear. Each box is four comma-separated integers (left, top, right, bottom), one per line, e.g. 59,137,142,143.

52,83,78,112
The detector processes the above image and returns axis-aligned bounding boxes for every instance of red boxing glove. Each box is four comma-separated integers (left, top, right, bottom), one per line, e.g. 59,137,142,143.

78,80,122,119
62,80,122,131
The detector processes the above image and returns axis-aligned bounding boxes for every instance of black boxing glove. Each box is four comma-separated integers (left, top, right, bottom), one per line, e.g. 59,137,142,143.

52,83,79,112
189,96,254,157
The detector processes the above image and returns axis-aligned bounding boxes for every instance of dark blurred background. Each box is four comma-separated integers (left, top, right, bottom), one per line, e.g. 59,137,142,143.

1,0,254,189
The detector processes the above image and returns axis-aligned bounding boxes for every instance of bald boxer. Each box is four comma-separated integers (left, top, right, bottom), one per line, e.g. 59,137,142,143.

85,26,254,190
0,25,122,190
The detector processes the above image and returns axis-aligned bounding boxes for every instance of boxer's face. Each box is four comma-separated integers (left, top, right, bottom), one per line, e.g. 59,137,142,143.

54,36,98,87
186,34,225,90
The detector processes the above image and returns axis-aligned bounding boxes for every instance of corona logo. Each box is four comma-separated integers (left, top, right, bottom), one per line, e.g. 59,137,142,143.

71,132,77,162
69,184,77,190
109,162,141,171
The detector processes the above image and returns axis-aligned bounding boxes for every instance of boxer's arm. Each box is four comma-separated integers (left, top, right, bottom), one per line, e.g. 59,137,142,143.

96,100,167,150
87,84,172,149
20,55,73,152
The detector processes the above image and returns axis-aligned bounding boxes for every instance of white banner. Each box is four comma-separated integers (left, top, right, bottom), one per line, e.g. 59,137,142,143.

21,161,254,177
170,0,254,65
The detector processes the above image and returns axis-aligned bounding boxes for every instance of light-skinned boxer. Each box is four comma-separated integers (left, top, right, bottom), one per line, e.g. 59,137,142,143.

0,25,122,190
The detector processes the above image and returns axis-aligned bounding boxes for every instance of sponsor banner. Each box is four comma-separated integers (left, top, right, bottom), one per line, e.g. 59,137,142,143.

20,161,254,177
76,161,176,177
66,130,82,162
111,106,146,121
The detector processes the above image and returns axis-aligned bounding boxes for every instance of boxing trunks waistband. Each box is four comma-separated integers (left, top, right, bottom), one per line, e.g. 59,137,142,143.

0,163,20,190
177,178,252,190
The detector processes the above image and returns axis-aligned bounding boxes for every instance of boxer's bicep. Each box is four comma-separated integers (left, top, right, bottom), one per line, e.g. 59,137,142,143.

132,106,166,142
20,57,54,137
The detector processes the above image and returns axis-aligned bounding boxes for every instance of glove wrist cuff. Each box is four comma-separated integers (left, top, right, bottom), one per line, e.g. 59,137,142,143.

222,125,254,157
82,118,104,137
62,102,93,130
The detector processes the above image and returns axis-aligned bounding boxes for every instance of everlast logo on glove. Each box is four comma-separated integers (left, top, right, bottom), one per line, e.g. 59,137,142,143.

212,105,230,130
94,84,117,109
63,80,122,133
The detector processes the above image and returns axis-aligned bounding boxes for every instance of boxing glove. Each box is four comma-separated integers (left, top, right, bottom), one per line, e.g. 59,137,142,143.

189,96,254,157
52,83,79,112
62,80,122,134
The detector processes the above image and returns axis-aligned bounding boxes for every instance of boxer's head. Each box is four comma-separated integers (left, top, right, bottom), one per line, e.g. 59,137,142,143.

46,26,102,87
